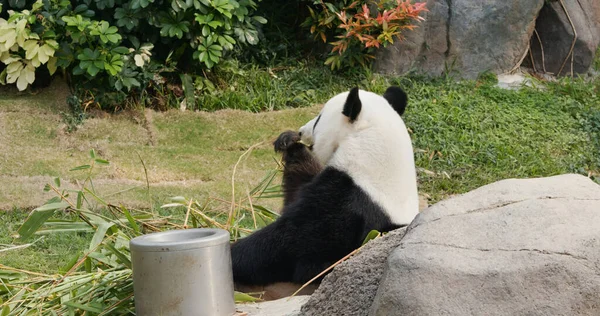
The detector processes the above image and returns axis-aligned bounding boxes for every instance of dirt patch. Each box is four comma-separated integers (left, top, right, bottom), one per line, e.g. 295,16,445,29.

143,108,158,146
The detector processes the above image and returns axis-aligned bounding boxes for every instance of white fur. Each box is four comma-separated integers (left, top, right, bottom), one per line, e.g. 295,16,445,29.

299,89,419,225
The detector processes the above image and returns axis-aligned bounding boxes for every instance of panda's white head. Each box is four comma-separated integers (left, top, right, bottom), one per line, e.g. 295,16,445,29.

298,86,419,225
299,86,408,166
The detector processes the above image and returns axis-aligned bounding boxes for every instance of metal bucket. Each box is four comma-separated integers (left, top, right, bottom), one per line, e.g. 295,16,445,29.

130,228,235,316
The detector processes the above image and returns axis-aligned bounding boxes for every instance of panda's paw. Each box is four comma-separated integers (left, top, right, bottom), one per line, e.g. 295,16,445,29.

274,130,301,153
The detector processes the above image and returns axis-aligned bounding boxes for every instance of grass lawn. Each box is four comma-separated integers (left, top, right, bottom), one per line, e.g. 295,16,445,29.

1,64,599,274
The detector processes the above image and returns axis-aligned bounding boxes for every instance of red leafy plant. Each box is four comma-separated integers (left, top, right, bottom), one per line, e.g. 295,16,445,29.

304,0,427,70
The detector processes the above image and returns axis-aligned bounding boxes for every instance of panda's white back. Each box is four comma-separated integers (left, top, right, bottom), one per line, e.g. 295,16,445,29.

325,90,419,226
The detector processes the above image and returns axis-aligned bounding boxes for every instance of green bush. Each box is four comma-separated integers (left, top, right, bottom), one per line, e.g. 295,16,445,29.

0,0,265,101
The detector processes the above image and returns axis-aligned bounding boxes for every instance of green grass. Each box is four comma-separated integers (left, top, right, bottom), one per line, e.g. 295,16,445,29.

1,61,600,273
0,210,92,273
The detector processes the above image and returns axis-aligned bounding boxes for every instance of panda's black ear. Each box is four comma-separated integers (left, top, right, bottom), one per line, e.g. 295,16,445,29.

383,86,407,116
342,87,361,123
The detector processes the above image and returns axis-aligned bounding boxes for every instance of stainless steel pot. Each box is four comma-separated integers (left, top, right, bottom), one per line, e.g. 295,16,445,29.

130,228,235,316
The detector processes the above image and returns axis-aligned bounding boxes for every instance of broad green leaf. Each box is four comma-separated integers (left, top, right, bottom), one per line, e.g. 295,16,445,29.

112,46,129,54
47,56,58,75
54,177,61,187
87,65,100,76
106,33,121,43
252,16,267,24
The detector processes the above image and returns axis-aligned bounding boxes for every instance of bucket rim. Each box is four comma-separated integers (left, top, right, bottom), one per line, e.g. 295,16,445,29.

129,228,230,251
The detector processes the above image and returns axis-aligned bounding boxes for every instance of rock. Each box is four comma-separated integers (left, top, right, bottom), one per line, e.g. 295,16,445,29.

370,174,600,316
301,228,408,316
529,0,600,76
496,72,534,90
236,296,310,316
375,0,544,79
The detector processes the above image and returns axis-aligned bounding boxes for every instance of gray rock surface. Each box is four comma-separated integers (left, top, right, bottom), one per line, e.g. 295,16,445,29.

375,0,544,79
370,174,600,316
529,0,600,76
236,296,309,316
301,228,408,316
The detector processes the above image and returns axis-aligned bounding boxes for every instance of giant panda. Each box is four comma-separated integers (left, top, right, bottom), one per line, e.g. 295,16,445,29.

231,86,419,286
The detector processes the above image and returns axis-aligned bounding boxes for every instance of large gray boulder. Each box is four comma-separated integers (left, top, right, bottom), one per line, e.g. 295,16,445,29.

375,0,544,79
529,0,600,76
301,228,407,316
370,174,600,316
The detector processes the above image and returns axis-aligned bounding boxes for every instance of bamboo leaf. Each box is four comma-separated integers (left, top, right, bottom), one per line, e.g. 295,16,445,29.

84,188,108,205
94,158,109,165
170,196,187,203
105,244,132,269
90,222,115,250
361,229,380,245
17,202,68,240
76,191,83,209
63,301,103,313
70,164,91,171
234,291,261,303
84,257,92,273
121,206,140,234
1,305,10,316
161,203,185,208
60,252,81,274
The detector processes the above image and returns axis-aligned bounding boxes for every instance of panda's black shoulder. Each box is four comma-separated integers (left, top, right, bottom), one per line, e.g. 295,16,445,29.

283,167,398,234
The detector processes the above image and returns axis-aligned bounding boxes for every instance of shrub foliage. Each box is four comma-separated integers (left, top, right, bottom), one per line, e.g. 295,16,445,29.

0,0,265,97
0,0,428,109
302,0,427,69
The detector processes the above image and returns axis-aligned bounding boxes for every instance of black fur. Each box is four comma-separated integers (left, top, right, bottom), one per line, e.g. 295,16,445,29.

383,86,408,116
231,133,399,285
342,87,362,122
312,114,322,133
274,131,322,207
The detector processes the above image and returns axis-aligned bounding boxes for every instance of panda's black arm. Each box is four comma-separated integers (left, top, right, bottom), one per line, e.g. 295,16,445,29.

274,131,323,208
231,218,293,285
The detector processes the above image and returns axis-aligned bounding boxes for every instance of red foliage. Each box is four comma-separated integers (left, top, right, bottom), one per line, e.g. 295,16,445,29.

333,0,427,55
